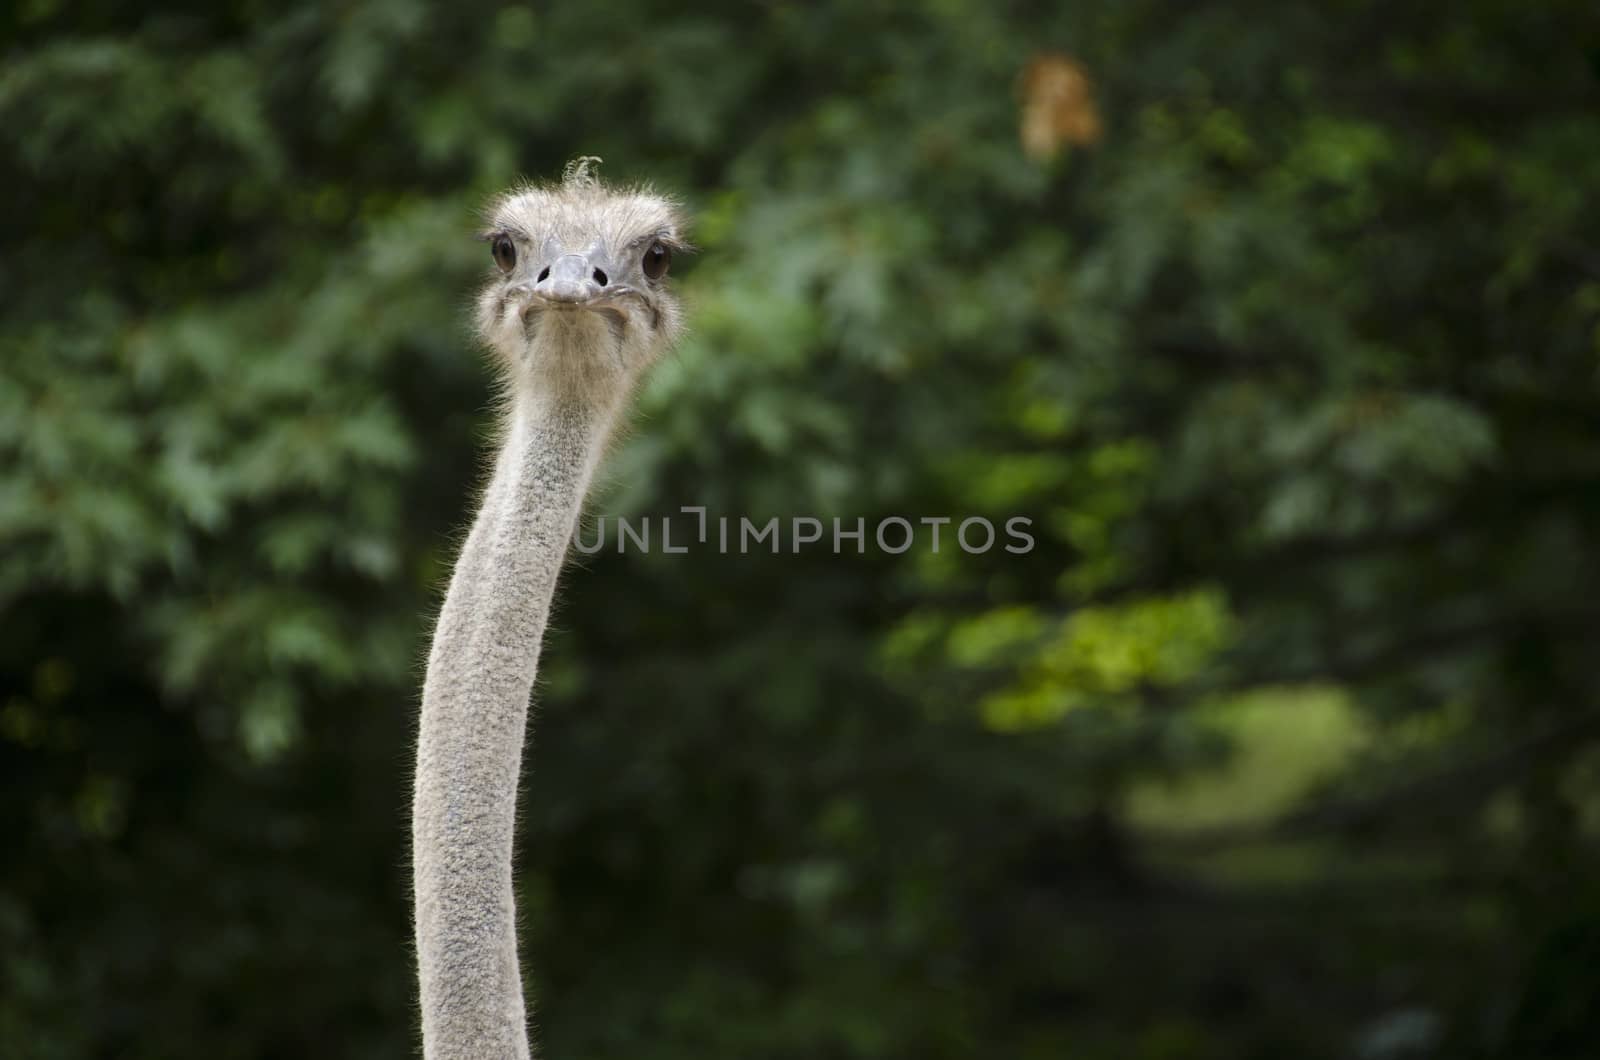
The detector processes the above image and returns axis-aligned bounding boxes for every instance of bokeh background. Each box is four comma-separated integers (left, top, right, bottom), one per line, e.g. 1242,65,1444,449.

5,2,1600,1057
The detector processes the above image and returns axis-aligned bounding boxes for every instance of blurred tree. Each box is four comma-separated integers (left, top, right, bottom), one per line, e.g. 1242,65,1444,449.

2,1,1599,1058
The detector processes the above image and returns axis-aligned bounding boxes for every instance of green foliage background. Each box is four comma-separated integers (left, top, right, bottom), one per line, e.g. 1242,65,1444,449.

4,2,1600,1057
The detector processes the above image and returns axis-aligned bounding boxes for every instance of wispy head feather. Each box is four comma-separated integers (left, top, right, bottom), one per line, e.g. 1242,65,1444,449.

561,155,604,190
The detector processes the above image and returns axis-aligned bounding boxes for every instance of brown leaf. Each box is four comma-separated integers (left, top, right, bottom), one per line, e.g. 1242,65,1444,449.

1020,54,1102,160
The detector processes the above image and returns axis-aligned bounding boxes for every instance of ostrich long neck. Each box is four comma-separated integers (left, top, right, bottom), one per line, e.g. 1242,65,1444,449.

414,389,615,1060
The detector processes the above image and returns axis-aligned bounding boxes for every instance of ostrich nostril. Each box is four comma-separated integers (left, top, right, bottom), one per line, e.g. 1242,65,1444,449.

592,268,608,287
536,266,550,283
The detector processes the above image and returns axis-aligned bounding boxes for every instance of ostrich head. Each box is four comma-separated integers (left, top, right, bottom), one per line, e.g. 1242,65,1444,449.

475,159,689,407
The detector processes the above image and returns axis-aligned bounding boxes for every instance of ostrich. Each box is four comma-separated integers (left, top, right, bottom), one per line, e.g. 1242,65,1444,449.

412,160,688,1059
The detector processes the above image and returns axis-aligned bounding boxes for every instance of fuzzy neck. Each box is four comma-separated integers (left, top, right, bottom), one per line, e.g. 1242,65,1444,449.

413,389,616,1060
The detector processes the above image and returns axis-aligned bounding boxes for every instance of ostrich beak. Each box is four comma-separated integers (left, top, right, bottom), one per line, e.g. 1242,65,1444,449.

533,253,606,305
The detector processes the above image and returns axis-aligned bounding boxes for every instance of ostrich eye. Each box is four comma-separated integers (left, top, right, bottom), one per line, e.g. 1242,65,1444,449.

642,241,670,281
490,234,516,273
